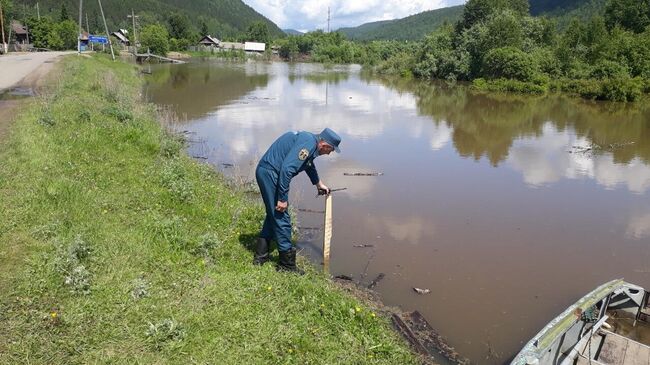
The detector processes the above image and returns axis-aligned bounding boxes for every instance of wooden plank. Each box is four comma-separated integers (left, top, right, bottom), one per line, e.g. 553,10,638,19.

624,340,650,365
577,354,607,365
599,334,629,365
322,194,332,271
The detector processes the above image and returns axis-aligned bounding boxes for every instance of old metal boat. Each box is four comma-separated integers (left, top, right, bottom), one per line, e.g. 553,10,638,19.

511,279,650,365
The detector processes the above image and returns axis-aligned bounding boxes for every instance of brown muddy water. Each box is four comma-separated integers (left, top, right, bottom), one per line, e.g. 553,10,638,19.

145,60,650,364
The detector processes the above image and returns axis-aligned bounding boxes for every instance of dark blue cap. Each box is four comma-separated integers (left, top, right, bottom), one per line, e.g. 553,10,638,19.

319,128,341,153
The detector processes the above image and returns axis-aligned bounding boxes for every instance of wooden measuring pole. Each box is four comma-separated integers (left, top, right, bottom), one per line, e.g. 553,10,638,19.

323,194,332,271
97,0,114,60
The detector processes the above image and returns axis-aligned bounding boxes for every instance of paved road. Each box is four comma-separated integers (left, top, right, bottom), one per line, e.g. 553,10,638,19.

0,51,75,91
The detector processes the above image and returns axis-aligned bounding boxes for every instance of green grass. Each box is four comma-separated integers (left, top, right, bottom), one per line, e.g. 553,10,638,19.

0,55,417,364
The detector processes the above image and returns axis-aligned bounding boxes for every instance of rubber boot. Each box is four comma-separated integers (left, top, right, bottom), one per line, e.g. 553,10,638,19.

253,237,270,266
277,247,305,275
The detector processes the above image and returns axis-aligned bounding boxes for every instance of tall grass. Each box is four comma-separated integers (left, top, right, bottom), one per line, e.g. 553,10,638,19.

0,55,417,364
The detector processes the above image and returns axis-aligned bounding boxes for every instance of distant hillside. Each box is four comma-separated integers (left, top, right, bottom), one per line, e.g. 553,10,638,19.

13,0,284,39
338,5,464,41
283,29,304,35
338,0,600,41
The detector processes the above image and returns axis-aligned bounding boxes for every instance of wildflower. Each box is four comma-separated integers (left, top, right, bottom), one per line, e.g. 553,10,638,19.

102,209,108,214
267,286,272,291
371,312,376,318
50,312,58,319
355,306,361,313
287,349,293,354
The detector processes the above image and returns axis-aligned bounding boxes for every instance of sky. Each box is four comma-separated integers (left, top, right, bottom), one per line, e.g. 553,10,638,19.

242,0,466,32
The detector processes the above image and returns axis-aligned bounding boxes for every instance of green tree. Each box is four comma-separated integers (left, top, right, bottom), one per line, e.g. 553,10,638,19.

458,0,529,31
1,0,15,44
60,3,70,22
25,17,53,48
168,12,192,40
246,21,270,43
482,46,538,81
200,20,208,36
51,20,78,50
140,23,169,55
604,0,650,33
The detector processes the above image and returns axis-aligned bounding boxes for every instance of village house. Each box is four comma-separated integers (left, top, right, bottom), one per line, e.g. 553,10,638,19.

197,35,220,48
111,29,130,46
219,41,245,51
11,20,29,45
244,42,266,53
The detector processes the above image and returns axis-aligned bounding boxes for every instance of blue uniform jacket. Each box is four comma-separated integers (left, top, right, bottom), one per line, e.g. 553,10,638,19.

257,131,320,202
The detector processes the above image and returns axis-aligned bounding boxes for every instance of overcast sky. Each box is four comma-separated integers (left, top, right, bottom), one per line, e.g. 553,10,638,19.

242,0,466,32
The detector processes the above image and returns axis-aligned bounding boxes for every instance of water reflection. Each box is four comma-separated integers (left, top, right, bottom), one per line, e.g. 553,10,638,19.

146,61,650,363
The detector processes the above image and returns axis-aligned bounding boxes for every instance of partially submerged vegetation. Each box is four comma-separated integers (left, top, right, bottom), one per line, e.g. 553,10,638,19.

0,55,417,364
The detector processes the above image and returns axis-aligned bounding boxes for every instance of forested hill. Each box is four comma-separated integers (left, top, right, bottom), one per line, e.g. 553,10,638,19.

339,0,598,41
338,6,464,41
13,0,284,39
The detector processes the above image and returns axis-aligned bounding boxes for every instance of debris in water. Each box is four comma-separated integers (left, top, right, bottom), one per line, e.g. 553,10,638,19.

413,287,431,295
353,244,374,248
221,163,234,168
191,155,208,160
334,274,353,281
297,208,325,214
343,172,383,176
367,273,385,289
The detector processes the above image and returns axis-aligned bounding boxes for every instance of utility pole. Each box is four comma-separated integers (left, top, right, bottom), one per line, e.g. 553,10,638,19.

78,0,83,54
127,9,138,52
327,6,330,33
0,1,6,54
85,12,89,33
37,3,40,21
98,0,114,60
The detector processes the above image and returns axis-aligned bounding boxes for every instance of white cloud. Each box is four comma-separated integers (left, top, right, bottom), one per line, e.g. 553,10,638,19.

242,0,464,30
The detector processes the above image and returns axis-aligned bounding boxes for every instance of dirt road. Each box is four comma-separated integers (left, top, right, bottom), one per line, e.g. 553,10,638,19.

0,51,74,92
0,52,73,140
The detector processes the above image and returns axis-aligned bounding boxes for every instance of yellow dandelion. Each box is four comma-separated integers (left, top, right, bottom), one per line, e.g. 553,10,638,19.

50,312,58,319
287,349,293,354
371,312,376,318
355,306,361,313
267,286,272,291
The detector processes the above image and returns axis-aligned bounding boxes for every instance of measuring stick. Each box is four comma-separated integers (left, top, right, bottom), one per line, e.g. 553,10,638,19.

323,194,332,271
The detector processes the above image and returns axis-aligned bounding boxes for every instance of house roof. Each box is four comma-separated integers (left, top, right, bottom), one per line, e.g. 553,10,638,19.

198,35,220,45
111,32,129,43
244,42,265,52
220,42,244,50
11,21,28,35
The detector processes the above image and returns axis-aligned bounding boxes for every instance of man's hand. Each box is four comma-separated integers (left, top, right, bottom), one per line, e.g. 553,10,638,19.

276,200,288,213
316,181,330,196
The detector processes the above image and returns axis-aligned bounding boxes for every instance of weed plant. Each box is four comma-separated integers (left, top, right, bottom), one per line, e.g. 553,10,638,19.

0,55,416,364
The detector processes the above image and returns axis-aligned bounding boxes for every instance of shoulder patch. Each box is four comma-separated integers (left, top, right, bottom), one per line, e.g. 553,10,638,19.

298,148,309,161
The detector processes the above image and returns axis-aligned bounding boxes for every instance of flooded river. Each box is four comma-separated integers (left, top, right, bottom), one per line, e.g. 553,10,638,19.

145,60,650,364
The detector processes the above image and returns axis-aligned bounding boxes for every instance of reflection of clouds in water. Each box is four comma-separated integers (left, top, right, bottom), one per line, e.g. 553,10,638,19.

429,123,453,151
365,215,435,244
208,77,425,158
626,213,650,239
508,122,650,193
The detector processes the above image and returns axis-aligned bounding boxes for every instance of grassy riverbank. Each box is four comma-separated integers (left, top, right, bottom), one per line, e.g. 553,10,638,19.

0,55,417,364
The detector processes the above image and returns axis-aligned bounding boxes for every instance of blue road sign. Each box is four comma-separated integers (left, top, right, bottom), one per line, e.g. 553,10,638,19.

89,35,109,44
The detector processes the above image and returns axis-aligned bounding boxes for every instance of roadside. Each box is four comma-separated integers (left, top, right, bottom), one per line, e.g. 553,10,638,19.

0,52,73,141
0,55,418,364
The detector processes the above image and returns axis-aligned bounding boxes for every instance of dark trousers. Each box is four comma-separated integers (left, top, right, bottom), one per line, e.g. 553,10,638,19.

255,165,293,252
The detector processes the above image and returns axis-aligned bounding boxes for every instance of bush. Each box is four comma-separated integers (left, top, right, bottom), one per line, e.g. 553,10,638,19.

140,24,170,56
591,60,630,79
473,77,547,94
482,46,538,81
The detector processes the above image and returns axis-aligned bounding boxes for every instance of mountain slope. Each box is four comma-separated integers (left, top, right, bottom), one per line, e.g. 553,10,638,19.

338,0,601,41
14,0,284,38
338,5,464,41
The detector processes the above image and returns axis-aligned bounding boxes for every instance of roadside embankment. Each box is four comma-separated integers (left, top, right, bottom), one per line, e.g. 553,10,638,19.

0,55,418,364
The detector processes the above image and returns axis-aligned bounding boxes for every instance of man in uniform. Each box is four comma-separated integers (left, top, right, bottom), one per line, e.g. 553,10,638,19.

253,128,341,274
